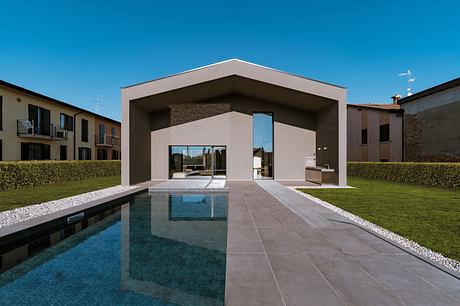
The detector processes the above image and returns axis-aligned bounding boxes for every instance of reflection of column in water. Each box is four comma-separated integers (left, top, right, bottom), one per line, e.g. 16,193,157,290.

120,203,130,290
211,194,214,218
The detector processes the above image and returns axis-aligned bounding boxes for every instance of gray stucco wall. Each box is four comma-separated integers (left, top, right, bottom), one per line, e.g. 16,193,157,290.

129,103,151,184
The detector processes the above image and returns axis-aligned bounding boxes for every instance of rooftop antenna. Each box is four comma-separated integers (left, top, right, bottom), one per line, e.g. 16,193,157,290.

89,93,103,113
398,70,416,96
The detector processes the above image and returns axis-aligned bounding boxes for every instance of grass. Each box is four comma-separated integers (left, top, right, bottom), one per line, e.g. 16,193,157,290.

299,176,460,262
0,176,121,212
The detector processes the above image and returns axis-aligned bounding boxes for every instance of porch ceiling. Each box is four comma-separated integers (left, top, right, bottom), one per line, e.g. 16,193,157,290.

131,75,337,113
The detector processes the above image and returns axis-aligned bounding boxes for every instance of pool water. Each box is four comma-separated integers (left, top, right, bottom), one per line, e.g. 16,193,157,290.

0,193,228,306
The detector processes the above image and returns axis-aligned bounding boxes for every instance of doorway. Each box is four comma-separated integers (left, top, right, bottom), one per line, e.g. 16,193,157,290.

169,145,227,179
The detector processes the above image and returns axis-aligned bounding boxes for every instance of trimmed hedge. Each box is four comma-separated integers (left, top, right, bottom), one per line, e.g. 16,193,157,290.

348,162,460,189
0,160,121,191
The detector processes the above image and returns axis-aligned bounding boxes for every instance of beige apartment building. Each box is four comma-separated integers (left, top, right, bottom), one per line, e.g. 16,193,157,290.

347,103,403,162
0,80,120,161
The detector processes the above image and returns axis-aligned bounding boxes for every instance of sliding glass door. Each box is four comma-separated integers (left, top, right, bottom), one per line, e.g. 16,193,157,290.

169,146,226,179
253,113,273,179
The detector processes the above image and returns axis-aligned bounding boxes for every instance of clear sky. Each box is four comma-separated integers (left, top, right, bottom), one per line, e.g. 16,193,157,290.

1,1,459,121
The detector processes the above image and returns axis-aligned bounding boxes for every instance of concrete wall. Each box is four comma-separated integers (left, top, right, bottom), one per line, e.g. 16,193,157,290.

129,103,151,183
274,121,315,180
0,85,96,160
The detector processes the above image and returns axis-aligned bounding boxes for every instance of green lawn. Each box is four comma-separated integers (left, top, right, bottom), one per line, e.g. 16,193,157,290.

299,176,460,261
0,176,121,212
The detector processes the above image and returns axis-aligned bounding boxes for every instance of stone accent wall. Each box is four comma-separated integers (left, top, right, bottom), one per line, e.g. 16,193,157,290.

170,103,231,126
403,114,422,162
403,101,460,162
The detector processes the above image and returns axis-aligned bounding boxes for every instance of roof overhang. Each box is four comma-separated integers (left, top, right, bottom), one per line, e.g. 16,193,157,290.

122,59,346,113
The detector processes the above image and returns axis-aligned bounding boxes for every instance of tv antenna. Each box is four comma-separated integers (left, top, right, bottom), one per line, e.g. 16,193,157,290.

90,93,103,113
398,70,416,96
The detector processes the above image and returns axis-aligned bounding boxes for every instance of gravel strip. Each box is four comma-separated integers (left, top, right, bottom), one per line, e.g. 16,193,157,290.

0,185,138,229
290,187,460,273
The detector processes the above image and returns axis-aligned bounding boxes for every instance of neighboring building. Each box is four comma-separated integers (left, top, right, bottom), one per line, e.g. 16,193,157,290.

95,116,121,160
121,59,347,186
0,80,120,161
398,77,460,162
347,103,403,162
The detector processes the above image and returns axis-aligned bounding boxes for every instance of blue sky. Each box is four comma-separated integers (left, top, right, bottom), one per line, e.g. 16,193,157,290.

1,1,459,121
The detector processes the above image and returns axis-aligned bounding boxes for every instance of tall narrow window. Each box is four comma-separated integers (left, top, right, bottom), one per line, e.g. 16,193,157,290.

81,119,88,142
99,123,105,144
380,124,390,142
361,129,368,145
253,113,273,179
0,139,2,161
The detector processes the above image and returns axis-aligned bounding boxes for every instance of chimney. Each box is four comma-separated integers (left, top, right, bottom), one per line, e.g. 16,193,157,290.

391,94,401,104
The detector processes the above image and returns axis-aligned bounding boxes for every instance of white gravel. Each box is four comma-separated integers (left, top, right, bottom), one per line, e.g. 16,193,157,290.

0,185,138,229
290,187,460,273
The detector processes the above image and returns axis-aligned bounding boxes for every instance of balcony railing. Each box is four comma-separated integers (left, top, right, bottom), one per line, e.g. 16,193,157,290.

17,120,68,140
95,134,121,147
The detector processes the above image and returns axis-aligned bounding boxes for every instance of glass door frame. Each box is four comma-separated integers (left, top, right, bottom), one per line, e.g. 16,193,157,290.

168,145,227,179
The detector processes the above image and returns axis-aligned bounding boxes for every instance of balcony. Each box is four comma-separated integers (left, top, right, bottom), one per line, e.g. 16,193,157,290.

17,120,68,141
95,134,121,147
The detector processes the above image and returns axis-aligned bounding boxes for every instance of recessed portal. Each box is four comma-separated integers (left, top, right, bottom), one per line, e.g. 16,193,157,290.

169,145,227,179
253,112,273,179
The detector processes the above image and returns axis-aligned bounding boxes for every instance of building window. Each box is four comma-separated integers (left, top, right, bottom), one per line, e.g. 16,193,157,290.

0,96,3,131
60,145,67,160
99,123,105,144
379,124,390,142
97,149,108,160
111,127,116,136
78,147,91,160
60,113,74,131
112,150,119,160
361,129,368,145
0,139,2,161
28,104,51,136
380,159,389,162
21,143,51,160
253,112,273,179
81,119,88,142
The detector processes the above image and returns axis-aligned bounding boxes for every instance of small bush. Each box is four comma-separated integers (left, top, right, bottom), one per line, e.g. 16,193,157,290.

348,162,460,189
0,160,121,191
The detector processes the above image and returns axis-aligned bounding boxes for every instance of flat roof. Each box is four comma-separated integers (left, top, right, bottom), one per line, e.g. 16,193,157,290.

398,77,460,105
0,80,120,125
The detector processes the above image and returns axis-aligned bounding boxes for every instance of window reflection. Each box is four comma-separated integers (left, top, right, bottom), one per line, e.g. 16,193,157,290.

169,146,226,179
253,113,273,179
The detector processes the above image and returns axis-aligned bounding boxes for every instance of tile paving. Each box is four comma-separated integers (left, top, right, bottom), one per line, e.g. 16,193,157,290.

225,181,460,306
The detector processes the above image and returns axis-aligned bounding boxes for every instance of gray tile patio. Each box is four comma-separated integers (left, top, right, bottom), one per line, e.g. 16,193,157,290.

225,181,460,306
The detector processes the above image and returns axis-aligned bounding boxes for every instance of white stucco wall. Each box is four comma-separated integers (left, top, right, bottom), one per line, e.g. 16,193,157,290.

151,111,316,181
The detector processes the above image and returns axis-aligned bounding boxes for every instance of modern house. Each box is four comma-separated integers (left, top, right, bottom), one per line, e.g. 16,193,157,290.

121,59,347,186
0,80,121,161
347,103,403,162
398,77,460,162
